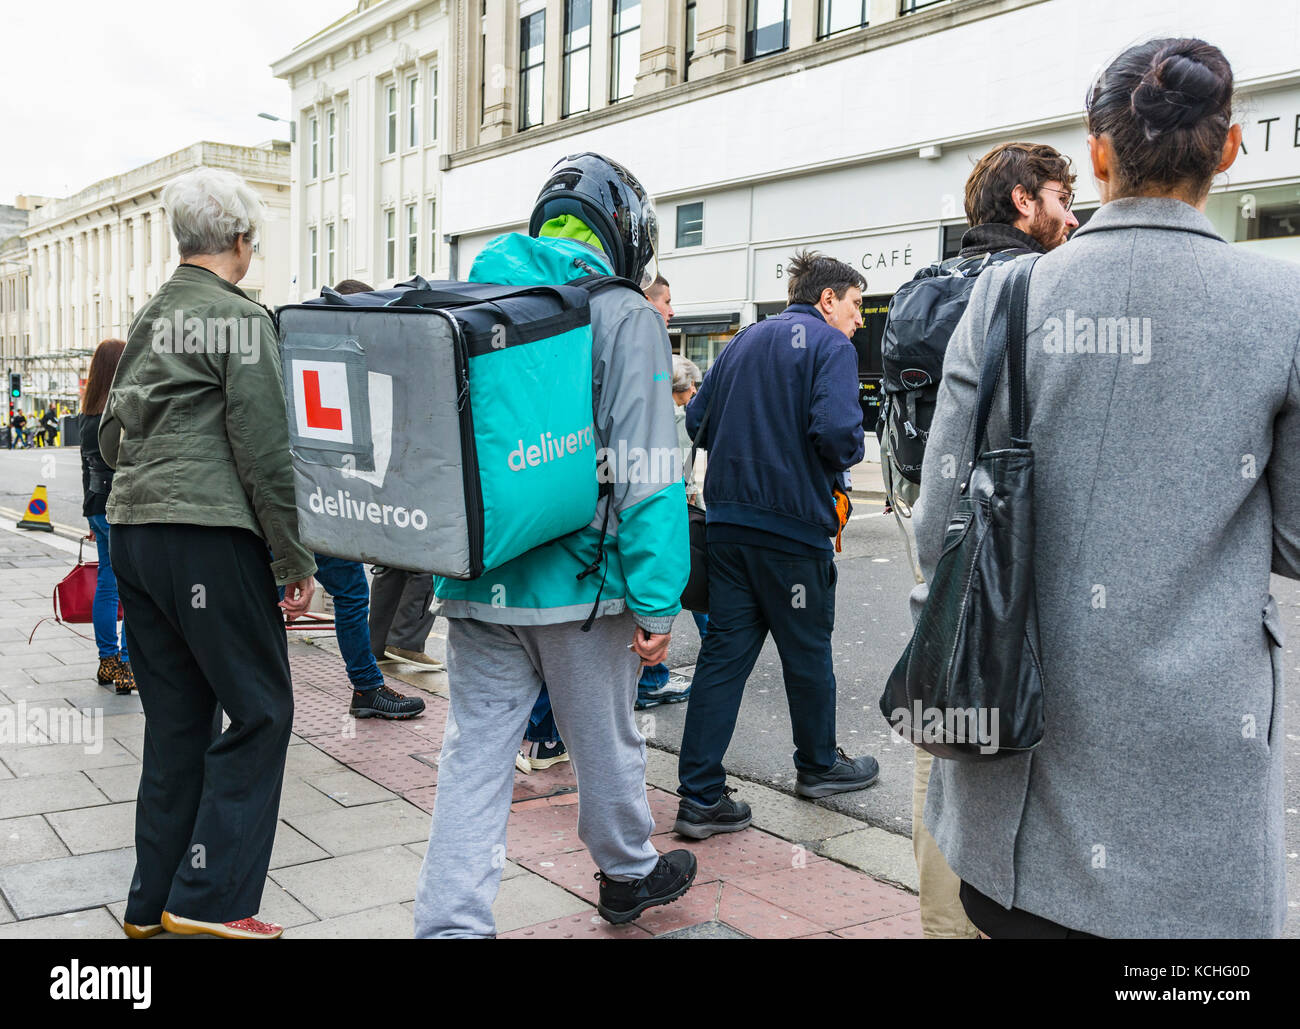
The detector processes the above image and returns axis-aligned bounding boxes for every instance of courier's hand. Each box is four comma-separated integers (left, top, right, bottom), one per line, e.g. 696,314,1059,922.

279,577,316,619
631,627,670,667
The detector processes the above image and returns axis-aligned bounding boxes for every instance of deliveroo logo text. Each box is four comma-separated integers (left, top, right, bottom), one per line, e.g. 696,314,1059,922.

507,424,596,471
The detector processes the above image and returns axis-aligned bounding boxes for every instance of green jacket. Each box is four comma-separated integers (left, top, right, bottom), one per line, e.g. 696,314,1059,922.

99,263,315,586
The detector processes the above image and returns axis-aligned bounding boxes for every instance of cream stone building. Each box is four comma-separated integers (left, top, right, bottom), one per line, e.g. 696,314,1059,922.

275,0,1300,468
271,0,452,300
19,142,290,405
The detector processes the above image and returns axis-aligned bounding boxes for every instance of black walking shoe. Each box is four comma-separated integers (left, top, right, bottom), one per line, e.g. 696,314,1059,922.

349,684,426,719
673,787,752,840
595,850,698,925
796,747,880,798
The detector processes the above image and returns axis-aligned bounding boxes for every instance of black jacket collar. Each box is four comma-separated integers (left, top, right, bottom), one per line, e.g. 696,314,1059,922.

958,223,1046,258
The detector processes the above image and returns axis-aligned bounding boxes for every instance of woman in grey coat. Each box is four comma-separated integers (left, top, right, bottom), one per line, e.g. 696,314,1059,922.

913,37,1300,937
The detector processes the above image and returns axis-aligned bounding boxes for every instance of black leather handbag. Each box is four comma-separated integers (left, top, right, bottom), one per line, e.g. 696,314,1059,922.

879,256,1045,761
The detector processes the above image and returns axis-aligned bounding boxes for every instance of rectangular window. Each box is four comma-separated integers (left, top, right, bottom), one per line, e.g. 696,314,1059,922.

326,223,336,286
309,227,318,289
406,204,418,277
310,116,319,177
610,0,641,103
684,1,697,82
327,109,336,173
342,219,350,277
563,0,591,117
407,75,419,148
385,84,397,155
429,67,439,142
900,0,947,13
428,199,438,271
819,0,867,37
745,0,789,61
341,100,350,170
676,202,703,248
385,210,396,279
519,8,546,130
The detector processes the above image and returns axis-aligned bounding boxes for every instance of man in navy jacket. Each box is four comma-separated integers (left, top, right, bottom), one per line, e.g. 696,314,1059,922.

673,251,881,839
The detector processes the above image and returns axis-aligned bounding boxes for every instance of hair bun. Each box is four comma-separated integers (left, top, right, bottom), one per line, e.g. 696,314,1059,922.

1130,44,1229,140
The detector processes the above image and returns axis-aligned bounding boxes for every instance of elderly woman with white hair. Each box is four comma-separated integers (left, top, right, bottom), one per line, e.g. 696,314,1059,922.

99,167,317,940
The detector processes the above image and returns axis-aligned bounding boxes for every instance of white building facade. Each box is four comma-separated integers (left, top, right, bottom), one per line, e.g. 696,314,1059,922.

429,0,1300,386
271,0,452,301
19,142,290,404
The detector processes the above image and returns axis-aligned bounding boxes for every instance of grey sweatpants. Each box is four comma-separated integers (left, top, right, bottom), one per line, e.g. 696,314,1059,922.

413,611,658,938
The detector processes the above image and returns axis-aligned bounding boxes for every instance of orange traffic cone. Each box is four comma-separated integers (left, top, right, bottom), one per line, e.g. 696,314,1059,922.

17,484,54,532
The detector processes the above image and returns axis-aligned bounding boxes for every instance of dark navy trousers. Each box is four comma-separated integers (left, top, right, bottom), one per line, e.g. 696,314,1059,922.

677,540,839,805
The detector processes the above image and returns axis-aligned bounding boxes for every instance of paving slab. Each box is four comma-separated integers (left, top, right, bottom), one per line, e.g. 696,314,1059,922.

277,776,346,819
85,763,142,803
0,814,70,866
0,678,113,702
286,798,429,856
728,861,917,931
0,906,123,939
307,768,397,807
46,801,137,855
268,822,330,870
0,651,66,670
0,846,134,919
269,845,423,919
250,880,319,928
1,737,137,777
0,893,12,924
737,779,867,845
0,770,109,818
716,882,827,939
499,910,651,939
817,826,920,892
493,869,600,934
26,663,102,684
285,903,413,939
284,742,348,776
656,919,750,939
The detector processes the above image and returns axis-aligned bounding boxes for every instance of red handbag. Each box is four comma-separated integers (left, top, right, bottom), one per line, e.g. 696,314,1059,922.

29,535,123,643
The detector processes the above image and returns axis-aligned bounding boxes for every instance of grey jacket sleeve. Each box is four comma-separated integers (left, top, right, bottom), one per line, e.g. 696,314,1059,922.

1271,331,1300,579
594,303,690,634
907,265,1002,622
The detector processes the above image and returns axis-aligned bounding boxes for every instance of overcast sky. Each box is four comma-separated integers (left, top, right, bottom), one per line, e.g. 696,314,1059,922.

0,0,349,202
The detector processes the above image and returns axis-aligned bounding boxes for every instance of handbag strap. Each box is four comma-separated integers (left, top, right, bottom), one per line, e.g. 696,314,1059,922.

971,255,1038,459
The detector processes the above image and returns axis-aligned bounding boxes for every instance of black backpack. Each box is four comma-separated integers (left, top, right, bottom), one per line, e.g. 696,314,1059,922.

878,250,1028,495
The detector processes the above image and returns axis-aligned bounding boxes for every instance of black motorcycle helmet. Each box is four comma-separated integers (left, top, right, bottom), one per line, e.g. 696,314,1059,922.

528,152,659,286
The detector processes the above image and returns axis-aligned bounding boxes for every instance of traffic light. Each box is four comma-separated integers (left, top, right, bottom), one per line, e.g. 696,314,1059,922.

8,372,19,400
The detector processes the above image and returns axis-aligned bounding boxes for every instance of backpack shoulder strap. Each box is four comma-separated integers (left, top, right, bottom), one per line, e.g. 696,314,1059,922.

568,273,645,298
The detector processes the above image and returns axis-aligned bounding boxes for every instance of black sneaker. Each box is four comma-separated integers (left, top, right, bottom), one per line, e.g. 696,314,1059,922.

795,747,880,798
673,787,752,840
595,850,697,925
350,684,426,720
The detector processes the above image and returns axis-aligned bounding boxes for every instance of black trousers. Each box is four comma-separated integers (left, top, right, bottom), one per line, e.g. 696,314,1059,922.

368,565,435,659
959,881,1103,939
677,541,840,806
113,523,293,924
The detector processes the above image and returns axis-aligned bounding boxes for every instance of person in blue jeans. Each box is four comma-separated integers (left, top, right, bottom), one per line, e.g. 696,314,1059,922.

298,555,426,720
80,339,133,694
515,683,569,774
